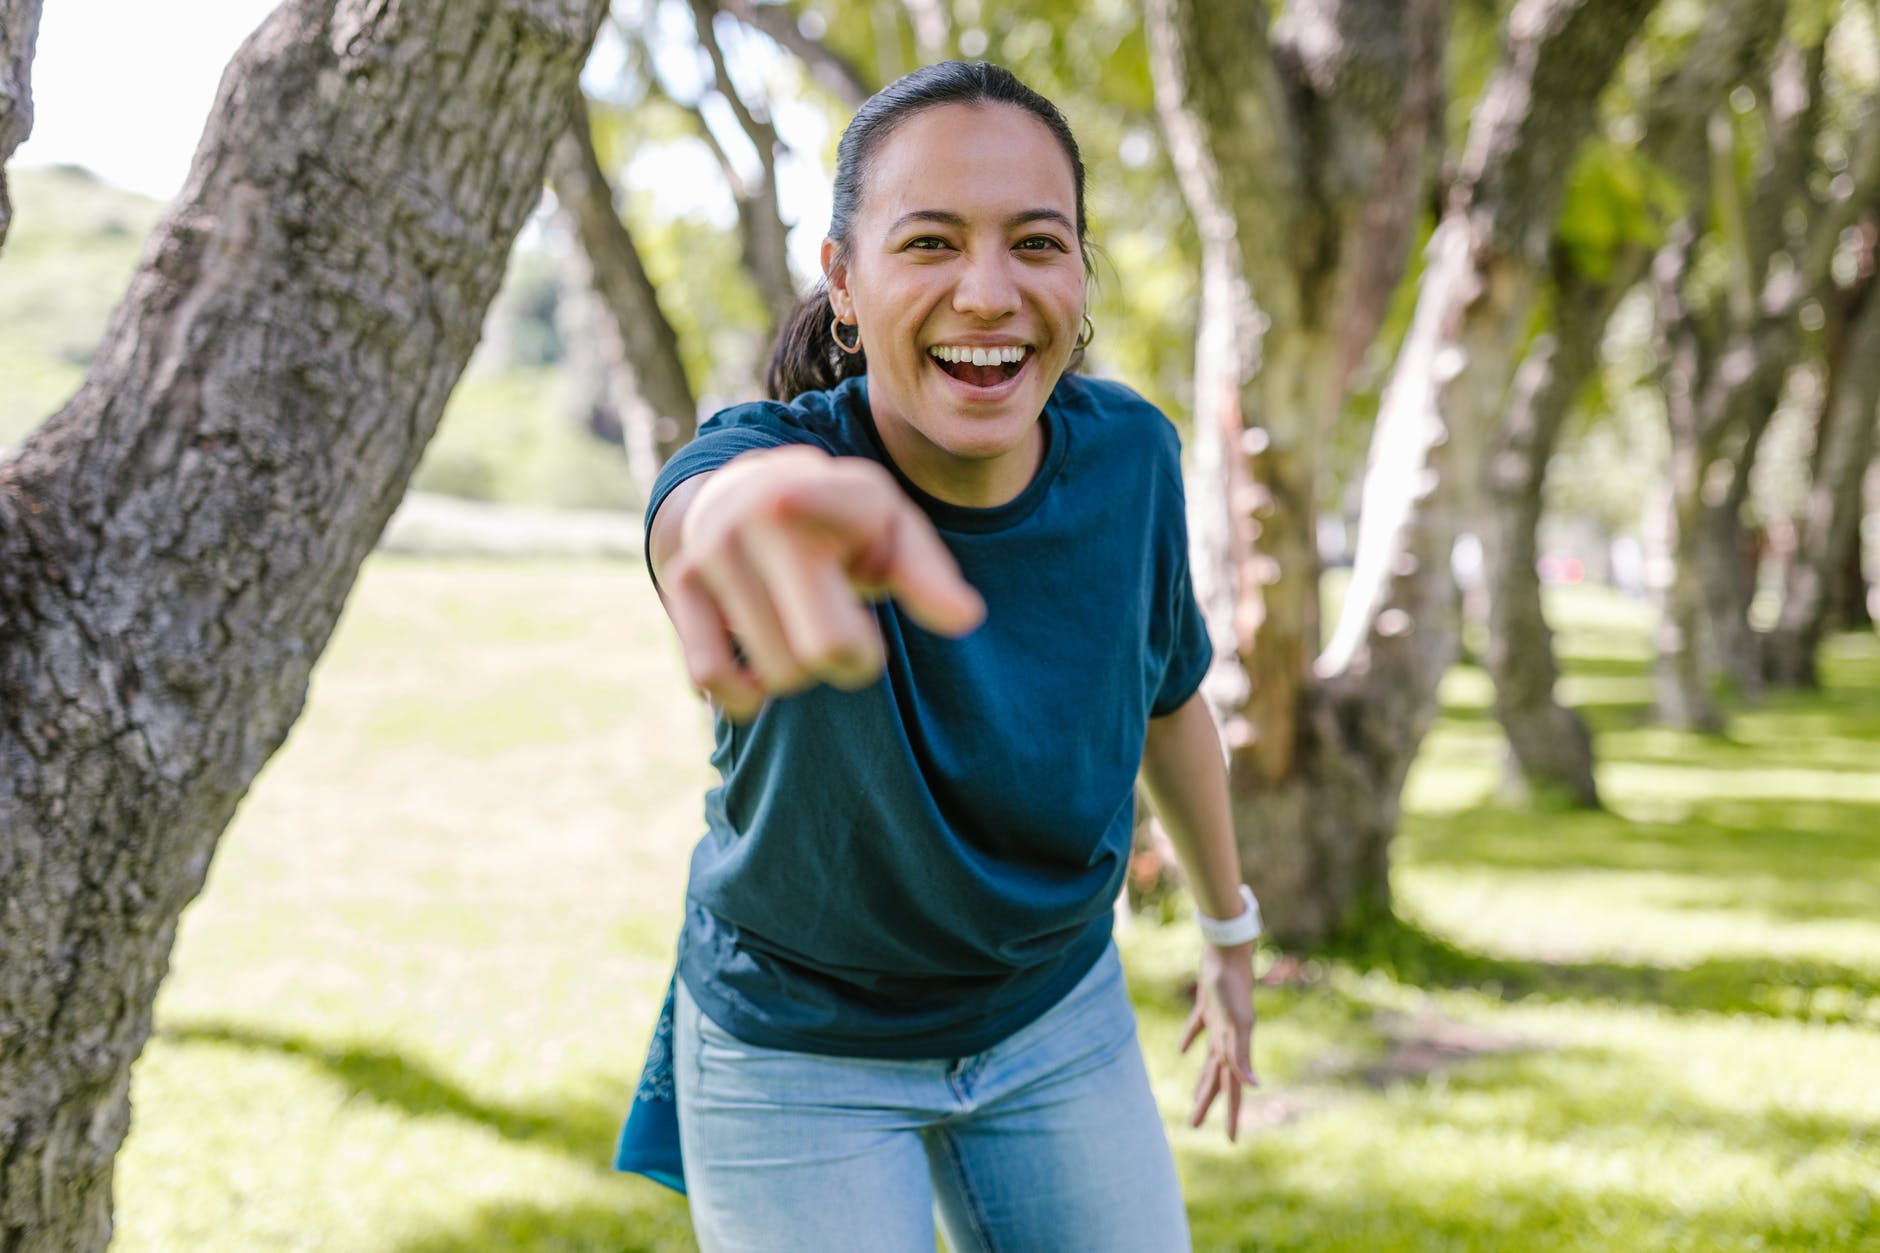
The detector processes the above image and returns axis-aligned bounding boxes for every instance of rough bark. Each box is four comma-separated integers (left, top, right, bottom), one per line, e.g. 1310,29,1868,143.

1290,0,1648,921
0,0,43,253
1480,0,1781,803
0,1,608,1246
550,91,697,482
1766,222,1880,685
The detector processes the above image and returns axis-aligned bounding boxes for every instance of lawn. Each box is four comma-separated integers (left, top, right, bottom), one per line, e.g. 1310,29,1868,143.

112,559,1880,1252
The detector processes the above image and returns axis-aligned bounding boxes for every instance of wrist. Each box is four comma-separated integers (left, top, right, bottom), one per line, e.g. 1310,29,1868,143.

1195,884,1262,948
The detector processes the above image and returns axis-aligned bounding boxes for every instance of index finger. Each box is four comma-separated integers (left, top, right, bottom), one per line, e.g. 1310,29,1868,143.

772,474,986,637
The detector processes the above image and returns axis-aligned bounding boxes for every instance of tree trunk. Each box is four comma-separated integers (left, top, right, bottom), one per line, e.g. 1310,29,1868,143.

1650,240,1792,727
1153,0,1654,942
0,0,42,253
1481,272,1616,806
1831,462,1876,630
550,91,698,481
1317,0,1651,887
1649,21,1880,721
1148,0,1445,941
0,2,607,1247
1766,232,1880,685
1480,0,1781,801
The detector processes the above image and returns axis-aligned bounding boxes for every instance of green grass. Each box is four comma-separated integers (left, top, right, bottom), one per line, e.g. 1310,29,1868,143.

113,565,1880,1252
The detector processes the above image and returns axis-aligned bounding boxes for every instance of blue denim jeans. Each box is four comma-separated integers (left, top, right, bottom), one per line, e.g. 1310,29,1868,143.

672,942,1191,1253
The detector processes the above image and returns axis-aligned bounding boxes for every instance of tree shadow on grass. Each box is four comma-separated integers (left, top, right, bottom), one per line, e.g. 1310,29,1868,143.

156,1021,630,1168
1178,1138,1876,1253
155,1021,702,1251
1319,913,1879,1025
1402,792,1880,926
387,1197,697,1253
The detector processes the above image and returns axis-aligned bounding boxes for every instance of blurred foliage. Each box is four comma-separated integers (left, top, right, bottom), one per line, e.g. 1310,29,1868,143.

10,0,1880,558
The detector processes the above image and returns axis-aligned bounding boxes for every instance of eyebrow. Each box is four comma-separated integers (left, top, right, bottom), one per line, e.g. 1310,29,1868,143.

888,208,1076,234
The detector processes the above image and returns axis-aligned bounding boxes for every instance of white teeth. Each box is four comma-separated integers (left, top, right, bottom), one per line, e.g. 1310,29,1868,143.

928,345,1028,365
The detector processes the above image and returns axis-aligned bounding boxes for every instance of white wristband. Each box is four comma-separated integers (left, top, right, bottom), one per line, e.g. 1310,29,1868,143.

1195,885,1262,947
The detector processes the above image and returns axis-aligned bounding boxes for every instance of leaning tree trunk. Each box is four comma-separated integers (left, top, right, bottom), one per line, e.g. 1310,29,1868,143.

0,1,608,1247
0,0,42,253
1766,226,1880,685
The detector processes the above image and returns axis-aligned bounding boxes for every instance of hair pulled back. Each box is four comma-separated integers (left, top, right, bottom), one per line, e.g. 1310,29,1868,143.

764,61,1089,402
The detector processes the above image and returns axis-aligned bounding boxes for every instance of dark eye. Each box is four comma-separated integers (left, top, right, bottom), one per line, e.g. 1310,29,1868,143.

906,236,953,251
1017,235,1069,253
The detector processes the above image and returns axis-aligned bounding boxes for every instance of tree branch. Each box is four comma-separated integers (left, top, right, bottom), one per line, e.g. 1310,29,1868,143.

550,91,698,469
0,0,44,254
719,0,873,107
688,0,798,329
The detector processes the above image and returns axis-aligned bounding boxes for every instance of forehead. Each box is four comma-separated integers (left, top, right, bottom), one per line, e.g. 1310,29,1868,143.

858,102,1078,228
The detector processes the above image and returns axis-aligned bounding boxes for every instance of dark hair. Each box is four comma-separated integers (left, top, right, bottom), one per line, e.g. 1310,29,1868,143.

764,61,1090,402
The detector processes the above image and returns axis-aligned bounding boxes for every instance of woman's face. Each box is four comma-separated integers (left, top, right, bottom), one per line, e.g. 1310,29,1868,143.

825,102,1086,507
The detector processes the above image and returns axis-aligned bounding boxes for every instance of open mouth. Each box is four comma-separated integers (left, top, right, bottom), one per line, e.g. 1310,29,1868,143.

928,344,1029,389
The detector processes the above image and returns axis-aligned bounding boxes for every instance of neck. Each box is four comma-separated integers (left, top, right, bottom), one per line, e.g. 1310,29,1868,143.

881,421,1045,509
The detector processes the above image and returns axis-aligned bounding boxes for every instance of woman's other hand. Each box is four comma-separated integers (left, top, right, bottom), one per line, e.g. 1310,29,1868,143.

657,446,986,720
1180,941,1258,1141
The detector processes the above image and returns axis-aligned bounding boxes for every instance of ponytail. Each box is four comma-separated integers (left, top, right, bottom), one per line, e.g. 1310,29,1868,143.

764,284,867,402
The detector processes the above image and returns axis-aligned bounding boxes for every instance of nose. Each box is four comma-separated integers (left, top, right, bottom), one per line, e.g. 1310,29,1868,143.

951,249,1022,321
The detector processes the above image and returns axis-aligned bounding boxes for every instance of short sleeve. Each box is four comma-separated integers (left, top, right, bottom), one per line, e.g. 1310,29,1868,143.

1152,548,1213,717
642,401,834,589
1148,426,1213,718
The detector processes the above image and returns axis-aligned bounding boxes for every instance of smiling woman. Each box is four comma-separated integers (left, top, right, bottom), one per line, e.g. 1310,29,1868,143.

618,61,1260,1253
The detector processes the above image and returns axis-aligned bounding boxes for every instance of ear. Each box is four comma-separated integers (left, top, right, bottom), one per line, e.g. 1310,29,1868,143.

822,239,853,322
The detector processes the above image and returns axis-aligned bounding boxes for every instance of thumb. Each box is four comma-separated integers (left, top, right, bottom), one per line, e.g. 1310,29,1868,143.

773,473,986,637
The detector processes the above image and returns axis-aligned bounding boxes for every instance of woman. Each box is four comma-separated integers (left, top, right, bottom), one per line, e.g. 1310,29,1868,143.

617,60,1260,1253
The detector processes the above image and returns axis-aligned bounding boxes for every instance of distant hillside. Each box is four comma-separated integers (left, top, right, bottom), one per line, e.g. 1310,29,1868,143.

0,164,638,512
0,165,164,445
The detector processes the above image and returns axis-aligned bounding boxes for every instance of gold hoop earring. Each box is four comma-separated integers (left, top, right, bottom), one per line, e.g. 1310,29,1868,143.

830,317,863,355
1074,315,1095,352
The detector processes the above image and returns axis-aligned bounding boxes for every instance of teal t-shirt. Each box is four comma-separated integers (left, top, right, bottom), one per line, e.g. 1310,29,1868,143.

647,371,1211,1059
